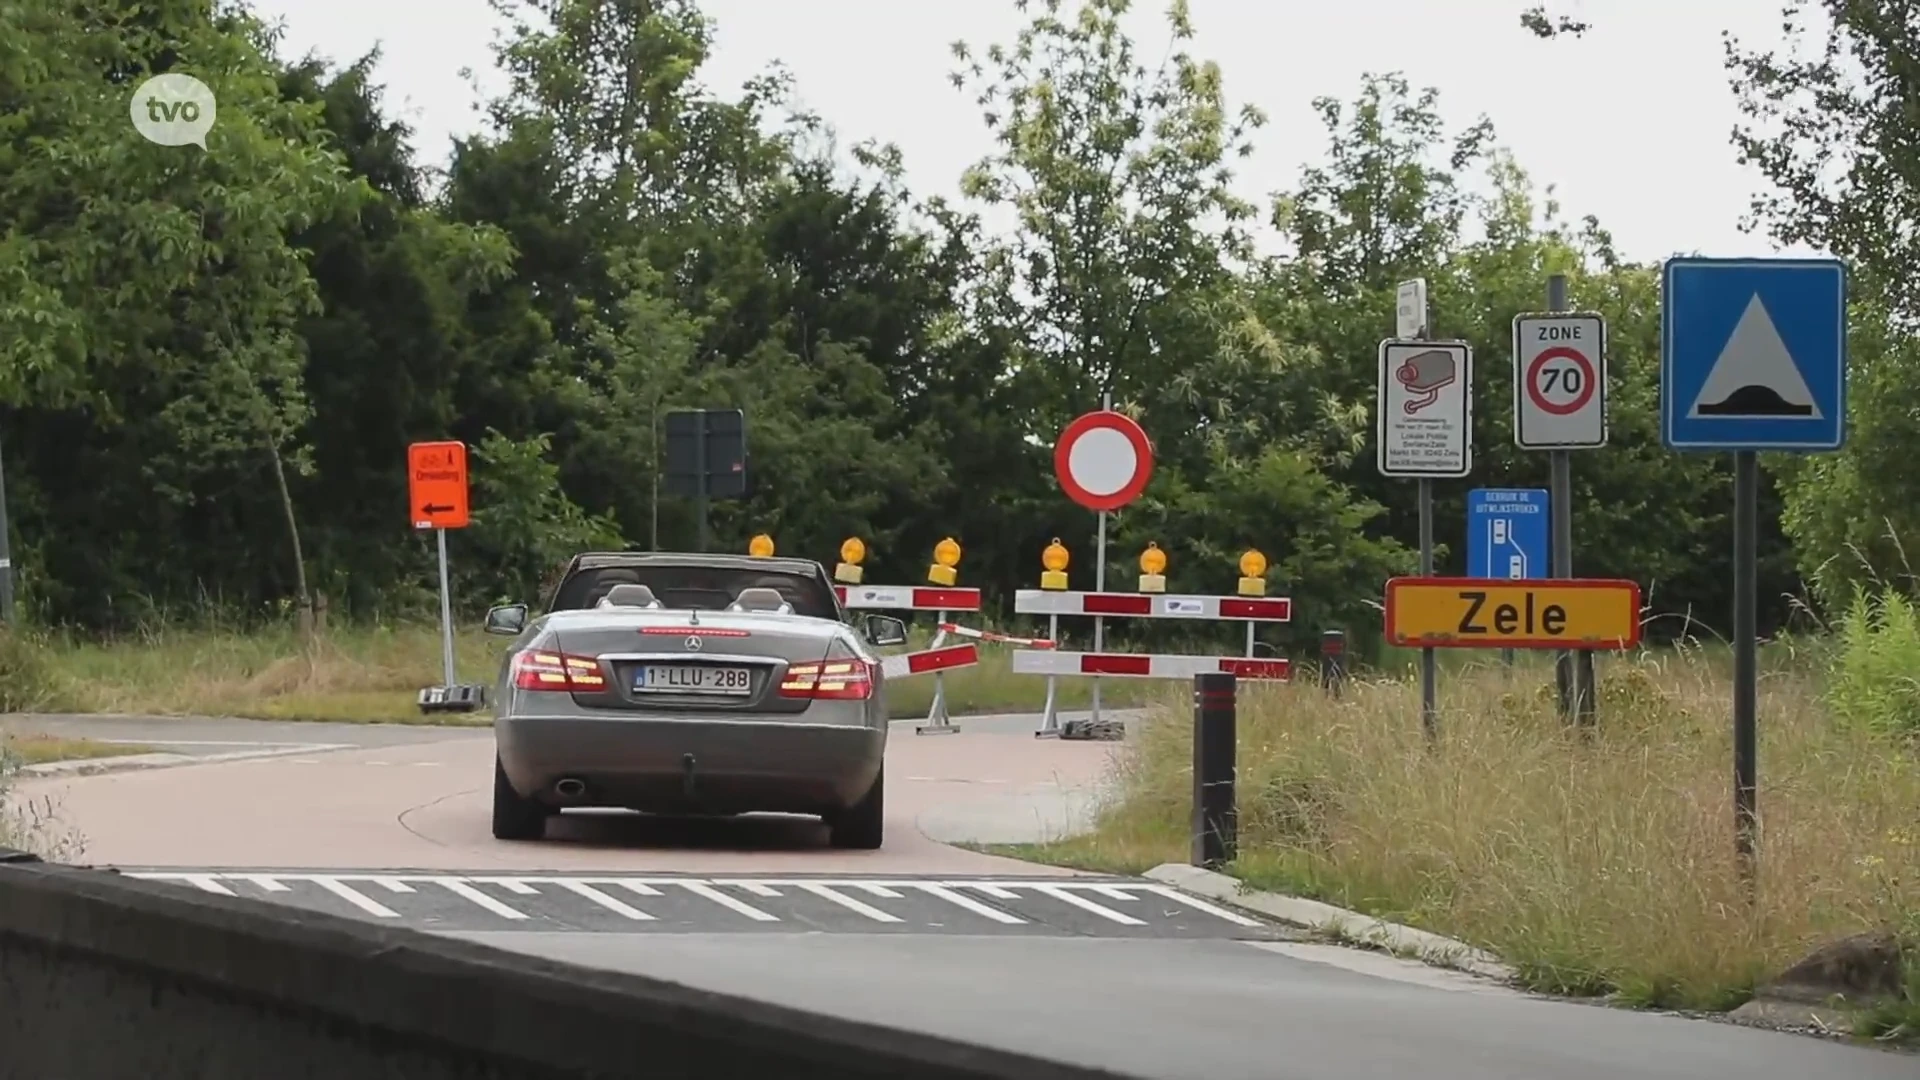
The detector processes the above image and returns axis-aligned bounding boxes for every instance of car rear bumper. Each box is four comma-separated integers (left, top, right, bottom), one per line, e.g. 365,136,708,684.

496,714,885,815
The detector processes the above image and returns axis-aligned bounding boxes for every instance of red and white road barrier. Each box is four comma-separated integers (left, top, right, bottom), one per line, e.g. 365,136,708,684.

880,643,980,680
1013,591,1292,622
835,585,982,612
1012,651,1290,680
935,623,1057,649
1012,588,1295,737
836,583,983,735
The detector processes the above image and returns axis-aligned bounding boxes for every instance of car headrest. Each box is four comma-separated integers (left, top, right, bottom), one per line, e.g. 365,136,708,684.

728,587,791,614
599,584,662,609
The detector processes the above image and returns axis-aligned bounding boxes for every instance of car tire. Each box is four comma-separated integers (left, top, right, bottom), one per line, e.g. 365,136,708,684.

492,755,548,841
827,767,884,850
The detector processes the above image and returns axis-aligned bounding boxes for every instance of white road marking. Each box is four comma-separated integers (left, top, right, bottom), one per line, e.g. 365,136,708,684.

792,882,902,923
669,881,778,921
549,880,654,920
1137,883,1265,927
911,883,1026,924
421,876,528,920
119,873,1262,931
310,876,400,918
473,877,540,895
1028,883,1147,925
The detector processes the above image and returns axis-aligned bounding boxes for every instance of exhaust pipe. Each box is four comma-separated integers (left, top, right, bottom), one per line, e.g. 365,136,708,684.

553,777,587,799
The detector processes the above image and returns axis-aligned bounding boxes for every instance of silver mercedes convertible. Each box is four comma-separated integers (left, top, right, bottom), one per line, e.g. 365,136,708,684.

479,551,909,849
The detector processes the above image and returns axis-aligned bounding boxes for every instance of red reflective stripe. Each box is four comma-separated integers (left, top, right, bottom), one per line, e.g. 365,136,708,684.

1081,593,1152,616
1219,658,1291,680
833,586,847,603
913,588,981,611
905,644,978,673
1080,653,1152,676
1218,598,1292,621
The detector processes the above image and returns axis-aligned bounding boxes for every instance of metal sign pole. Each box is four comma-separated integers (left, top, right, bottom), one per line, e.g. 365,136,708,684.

0,435,14,624
1411,318,1439,742
1088,389,1113,731
1733,450,1759,892
1546,274,1579,721
436,527,456,688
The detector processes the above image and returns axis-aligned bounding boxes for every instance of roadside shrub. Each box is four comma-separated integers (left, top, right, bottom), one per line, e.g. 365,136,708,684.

1825,587,1920,738
0,624,71,713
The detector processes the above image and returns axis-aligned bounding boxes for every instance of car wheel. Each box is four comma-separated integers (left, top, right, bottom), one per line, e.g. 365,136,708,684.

491,755,548,841
827,767,884,850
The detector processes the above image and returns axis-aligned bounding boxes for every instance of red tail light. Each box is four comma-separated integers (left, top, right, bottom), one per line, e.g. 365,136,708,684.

779,659,877,701
512,650,608,692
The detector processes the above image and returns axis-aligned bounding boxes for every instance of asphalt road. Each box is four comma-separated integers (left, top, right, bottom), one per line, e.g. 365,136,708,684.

13,708,1916,1079
448,932,1914,1080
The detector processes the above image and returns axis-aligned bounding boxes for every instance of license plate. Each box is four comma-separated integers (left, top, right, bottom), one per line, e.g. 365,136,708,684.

634,665,752,696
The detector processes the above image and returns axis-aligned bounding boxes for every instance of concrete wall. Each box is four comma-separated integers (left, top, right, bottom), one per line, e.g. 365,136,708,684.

0,852,1124,1079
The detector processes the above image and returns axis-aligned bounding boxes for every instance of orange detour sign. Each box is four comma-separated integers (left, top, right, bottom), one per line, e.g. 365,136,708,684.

1384,577,1641,650
408,441,471,530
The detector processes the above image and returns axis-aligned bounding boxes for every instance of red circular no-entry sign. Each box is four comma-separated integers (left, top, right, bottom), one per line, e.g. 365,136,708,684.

1525,346,1597,417
1054,410,1155,512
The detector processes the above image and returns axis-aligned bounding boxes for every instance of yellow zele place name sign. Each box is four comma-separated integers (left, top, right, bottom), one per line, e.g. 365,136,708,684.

1384,578,1642,650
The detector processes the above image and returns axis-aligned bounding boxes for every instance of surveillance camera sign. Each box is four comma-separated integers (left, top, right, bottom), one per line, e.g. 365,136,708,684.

1377,339,1473,478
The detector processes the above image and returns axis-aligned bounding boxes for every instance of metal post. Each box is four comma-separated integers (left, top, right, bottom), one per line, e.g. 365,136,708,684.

919,611,957,735
1733,451,1759,891
693,410,709,554
1088,387,1113,733
435,527,457,688
1545,273,1593,724
1091,508,1106,727
1191,672,1238,868
1321,630,1347,698
1418,477,1437,740
1036,612,1062,737
0,435,14,624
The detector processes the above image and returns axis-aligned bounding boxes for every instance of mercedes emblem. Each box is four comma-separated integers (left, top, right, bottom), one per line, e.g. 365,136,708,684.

684,635,703,652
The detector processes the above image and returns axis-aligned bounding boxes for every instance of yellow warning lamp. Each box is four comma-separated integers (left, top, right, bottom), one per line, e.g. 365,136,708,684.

928,537,962,587
835,536,866,584
1138,542,1167,594
1040,538,1070,591
749,533,775,558
1237,548,1268,597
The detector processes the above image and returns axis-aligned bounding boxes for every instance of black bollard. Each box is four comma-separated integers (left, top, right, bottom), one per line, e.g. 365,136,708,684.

1320,629,1347,699
1191,672,1238,869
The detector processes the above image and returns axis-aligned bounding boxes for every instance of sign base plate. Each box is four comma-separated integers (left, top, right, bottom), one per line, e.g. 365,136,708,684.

417,684,488,714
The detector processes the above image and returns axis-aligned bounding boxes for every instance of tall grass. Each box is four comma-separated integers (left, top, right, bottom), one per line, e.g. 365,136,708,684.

1049,644,1920,1016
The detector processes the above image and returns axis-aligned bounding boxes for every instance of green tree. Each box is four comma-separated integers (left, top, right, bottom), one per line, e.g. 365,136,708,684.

1726,0,1920,607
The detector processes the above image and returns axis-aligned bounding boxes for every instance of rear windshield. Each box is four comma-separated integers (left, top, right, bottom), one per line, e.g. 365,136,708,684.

548,564,840,621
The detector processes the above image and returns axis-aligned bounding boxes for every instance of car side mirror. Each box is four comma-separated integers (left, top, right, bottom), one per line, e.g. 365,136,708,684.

862,614,908,648
484,604,528,636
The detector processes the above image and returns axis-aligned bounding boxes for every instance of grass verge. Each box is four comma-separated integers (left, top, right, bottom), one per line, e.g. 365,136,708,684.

1000,647,1920,1036
2,733,155,766
9,619,1152,724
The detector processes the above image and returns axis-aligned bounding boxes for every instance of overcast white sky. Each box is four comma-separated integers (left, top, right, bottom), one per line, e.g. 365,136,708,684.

244,0,1819,265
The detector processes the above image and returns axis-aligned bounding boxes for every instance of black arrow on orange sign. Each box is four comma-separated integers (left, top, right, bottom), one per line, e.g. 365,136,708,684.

421,503,455,515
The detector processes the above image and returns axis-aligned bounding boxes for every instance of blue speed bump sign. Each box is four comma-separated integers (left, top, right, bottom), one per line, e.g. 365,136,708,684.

1660,257,1847,451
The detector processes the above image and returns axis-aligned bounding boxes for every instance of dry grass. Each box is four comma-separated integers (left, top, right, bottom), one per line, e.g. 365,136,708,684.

1,734,154,766
16,620,1150,724
1023,648,1920,1020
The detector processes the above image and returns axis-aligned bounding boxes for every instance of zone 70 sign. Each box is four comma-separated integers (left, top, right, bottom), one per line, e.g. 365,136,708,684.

1512,312,1608,450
